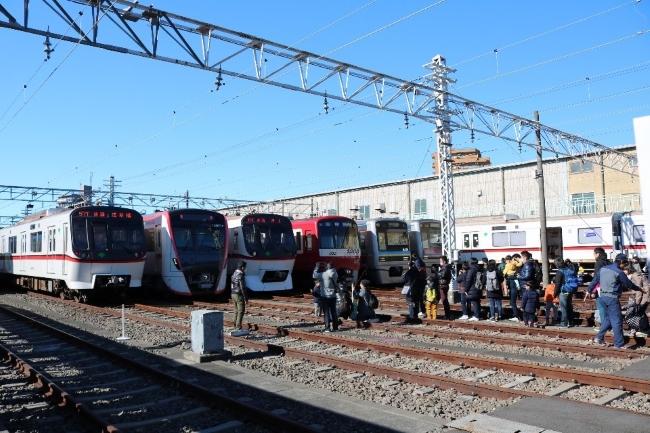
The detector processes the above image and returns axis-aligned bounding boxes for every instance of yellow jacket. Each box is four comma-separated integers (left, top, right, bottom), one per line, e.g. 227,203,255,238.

503,261,521,278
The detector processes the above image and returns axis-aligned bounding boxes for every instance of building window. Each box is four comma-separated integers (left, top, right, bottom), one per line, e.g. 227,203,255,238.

578,227,602,244
414,199,427,216
30,231,43,252
359,205,370,219
571,192,595,214
327,209,337,216
569,160,594,174
633,225,645,243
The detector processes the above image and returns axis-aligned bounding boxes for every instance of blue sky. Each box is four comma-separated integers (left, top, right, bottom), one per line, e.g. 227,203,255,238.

1,0,649,216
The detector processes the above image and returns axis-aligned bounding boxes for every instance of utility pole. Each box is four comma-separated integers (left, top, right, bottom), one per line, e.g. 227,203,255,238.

104,176,121,207
535,111,549,286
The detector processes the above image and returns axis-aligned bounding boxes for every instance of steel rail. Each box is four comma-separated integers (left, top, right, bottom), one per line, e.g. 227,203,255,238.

0,342,120,433
133,302,650,393
188,302,641,360
1,301,322,433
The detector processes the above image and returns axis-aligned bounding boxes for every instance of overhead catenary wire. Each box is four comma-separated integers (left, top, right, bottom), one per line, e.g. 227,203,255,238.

451,0,640,68
0,1,120,137
121,0,449,189
46,0,381,186
490,59,650,106
539,82,650,113
457,29,650,90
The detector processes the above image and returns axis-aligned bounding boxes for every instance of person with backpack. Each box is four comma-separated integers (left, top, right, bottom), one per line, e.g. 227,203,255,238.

485,259,503,321
352,279,376,328
588,254,641,348
456,261,471,320
552,257,579,327
231,261,248,331
402,261,426,324
314,262,339,332
424,274,439,320
465,258,483,321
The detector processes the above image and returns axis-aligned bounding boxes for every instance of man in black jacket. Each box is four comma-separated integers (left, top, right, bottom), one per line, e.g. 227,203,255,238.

459,258,479,320
437,256,452,320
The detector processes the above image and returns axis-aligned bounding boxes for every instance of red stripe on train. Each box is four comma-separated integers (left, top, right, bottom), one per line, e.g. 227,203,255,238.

6,254,144,264
459,244,646,253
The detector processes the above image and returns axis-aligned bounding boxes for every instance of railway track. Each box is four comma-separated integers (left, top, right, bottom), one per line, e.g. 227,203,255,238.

218,297,644,348
0,302,322,433
123,303,650,411
15,293,650,417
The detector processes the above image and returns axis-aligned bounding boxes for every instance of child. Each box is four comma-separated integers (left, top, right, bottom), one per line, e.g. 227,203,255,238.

543,283,558,326
424,275,439,320
521,282,538,327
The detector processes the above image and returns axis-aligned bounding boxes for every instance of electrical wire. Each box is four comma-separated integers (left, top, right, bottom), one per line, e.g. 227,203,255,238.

457,29,649,90
451,0,639,67
540,82,650,113
0,1,119,136
490,59,650,105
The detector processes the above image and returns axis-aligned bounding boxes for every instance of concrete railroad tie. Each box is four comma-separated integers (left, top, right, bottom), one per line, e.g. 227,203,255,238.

448,414,562,433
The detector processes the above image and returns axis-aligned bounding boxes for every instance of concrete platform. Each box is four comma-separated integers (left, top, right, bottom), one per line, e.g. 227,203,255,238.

167,351,441,433
613,357,650,380
484,397,650,433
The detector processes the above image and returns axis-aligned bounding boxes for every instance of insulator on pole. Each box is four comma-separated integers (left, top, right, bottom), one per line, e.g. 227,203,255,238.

214,66,225,90
323,91,329,114
404,113,409,129
43,27,54,61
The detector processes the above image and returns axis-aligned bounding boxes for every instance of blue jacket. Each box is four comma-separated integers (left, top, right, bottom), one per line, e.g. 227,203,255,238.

518,260,535,286
588,263,639,298
520,288,538,313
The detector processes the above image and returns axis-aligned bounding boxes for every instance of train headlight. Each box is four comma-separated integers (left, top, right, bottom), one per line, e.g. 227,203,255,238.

172,257,181,270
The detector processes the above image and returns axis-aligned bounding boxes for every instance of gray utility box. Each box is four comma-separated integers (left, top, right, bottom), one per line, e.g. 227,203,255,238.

191,310,224,355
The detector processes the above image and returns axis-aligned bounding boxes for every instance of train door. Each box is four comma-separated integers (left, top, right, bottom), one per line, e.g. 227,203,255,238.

62,224,68,275
293,229,303,255
546,227,563,261
46,226,56,274
18,232,26,272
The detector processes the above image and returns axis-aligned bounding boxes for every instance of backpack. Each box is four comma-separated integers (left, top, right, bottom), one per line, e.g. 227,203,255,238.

560,268,580,294
533,261,543,285
474,271,484,290
368,293,379,309
485,270,498,292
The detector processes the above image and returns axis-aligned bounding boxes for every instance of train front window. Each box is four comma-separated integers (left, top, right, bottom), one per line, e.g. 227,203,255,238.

170,213,226,266
420,222,441,253
317,220,359,250
71,209,145,259
242,215,296,258
376,221,409,252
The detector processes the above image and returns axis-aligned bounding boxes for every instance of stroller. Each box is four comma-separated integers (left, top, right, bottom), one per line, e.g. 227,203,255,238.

624,299,649,335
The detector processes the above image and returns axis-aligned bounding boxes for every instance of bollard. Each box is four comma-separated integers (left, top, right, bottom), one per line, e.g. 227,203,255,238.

116,304,130,341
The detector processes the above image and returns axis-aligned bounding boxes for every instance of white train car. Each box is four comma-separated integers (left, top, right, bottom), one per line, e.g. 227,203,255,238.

143,209,228,296
0,206,146,302
408,219,443,269
227,213,296,292
456,212,646,269
358,218,411,286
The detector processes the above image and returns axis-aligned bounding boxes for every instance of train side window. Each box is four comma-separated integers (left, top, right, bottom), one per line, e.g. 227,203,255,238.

492,232,509,247
577,227,602,244
463,233,470,249
9,236,16,254
30,231,43,252
48,227,56,252
20,233,26,253
306,234,313,252
509,231,526,246
294,231,303,254
633,225,645,243
472,233,479,248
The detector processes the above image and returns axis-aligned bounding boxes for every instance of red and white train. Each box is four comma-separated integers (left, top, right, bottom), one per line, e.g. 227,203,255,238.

457,212,646,267
143,209,228,296
227,213,296,292
291,216,361,289
0,206,146,302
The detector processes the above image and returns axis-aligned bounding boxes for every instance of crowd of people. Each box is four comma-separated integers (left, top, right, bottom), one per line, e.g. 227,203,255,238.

400,250,649,347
